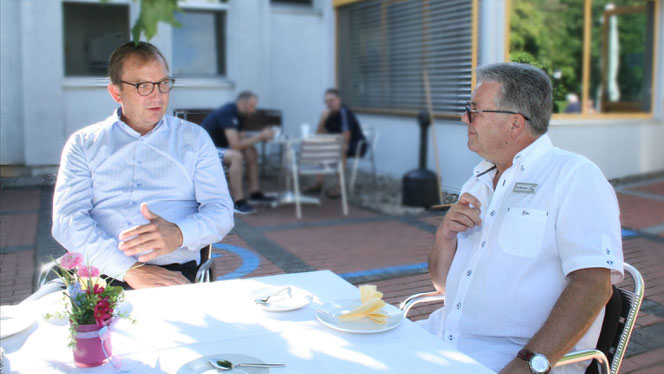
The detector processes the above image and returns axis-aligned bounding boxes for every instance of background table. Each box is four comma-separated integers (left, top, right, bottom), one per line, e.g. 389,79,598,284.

2,270,495,373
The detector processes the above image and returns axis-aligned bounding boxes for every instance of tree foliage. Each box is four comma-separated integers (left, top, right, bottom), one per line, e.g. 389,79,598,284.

100,0,180,42
510,0,651,112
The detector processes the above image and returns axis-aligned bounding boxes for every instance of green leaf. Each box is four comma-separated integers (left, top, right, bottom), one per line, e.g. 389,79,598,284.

132,0,181,42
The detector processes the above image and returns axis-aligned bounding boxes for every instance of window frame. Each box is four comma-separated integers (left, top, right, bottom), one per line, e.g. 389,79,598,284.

62,0,132,79
504,0,660,120
173,1,229,79
333,0,479,120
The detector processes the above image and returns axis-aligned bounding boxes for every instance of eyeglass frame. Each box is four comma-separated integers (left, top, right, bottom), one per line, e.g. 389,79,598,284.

119,78,176,96
464,101,531,123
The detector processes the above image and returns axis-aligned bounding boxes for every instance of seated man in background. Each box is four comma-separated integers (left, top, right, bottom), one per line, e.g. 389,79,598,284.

422,62,623,374
201,91,275,214
309,88,367,198
52,41,234,289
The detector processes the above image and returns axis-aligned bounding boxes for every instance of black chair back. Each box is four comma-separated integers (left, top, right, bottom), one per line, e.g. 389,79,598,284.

586,285,622,374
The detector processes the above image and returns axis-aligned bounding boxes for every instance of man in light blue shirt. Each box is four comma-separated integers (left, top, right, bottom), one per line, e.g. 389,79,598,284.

52,42,234,289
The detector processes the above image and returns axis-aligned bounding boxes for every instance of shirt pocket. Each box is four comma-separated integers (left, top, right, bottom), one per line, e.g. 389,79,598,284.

497,207,548,258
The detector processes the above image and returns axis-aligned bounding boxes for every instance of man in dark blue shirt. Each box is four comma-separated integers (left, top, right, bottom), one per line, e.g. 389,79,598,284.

201,91,274,213
309,88,367,197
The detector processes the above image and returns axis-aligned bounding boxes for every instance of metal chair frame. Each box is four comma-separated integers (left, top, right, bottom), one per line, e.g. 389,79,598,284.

349,125,378,194
289,134,348,219
399,262,644,374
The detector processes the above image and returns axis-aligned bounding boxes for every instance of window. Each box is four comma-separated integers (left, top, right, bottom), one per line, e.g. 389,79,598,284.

508,0,657,116
271,0,313,5
172,9,226,77
336,0,476,117
63,2,130,76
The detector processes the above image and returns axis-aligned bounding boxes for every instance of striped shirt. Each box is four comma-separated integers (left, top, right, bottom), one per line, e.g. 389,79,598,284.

52,109,234,280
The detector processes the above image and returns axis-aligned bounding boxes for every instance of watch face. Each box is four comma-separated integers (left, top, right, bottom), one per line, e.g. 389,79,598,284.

531,355,550,373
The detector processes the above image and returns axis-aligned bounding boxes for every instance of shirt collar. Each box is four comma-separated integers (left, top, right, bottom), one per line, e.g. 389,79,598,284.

511,133,553,170
111,108,166,138
472,133,553,178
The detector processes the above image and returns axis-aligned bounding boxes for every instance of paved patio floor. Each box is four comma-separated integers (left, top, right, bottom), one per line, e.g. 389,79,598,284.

1,176,663,373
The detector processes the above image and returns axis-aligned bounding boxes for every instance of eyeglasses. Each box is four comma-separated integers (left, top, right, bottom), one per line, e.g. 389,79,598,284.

464,101,531,123
120,78,175,96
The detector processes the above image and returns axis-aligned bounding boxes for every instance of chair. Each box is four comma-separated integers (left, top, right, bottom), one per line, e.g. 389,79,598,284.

349,125,378,194
37,245,216,290
289,134,348,219
399,262,644,374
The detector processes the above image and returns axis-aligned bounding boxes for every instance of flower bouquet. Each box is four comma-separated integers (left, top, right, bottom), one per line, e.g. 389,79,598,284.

44,252,133,368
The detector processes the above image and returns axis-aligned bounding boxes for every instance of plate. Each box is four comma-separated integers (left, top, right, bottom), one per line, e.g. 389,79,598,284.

315,299,404,334
0,304,37,339
251,286,313,312
177,353,268,374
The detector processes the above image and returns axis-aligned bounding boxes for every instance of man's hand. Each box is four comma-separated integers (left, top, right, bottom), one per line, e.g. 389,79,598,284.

259,127,275,141
118,203,184,262
499,358,531,374
438,193,482,240
123,264,190,289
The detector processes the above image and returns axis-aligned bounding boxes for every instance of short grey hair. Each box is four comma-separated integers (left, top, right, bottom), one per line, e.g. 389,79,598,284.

236,91,257,102
476,62,552,135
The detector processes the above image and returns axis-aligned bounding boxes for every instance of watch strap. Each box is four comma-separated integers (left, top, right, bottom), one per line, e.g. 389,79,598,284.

517,348,536,362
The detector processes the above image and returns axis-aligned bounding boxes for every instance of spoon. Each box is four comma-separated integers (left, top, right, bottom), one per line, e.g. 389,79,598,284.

208,359,286,370
254,287,292,304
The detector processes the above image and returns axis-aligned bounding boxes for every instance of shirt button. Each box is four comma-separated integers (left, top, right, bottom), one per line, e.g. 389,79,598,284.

520,165,525,171
606,249,611,255
448,334,453,341
481,241,486,248
136,182,141,187
607,260,614,265
490,210,495,216
466,270,472,276
456,302,461,309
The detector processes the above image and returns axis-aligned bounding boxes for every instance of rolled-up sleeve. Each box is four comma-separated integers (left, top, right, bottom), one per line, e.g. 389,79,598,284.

556,162,624,283
174,130,234,250
52,133,137,280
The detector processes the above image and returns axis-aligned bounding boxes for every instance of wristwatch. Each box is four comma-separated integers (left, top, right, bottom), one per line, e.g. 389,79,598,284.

517,349,551,374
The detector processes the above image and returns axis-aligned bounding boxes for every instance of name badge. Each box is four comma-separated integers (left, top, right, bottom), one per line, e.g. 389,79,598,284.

514,182,537,194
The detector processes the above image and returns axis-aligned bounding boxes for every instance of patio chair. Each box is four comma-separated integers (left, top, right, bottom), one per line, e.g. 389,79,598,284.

289,134,348,219
399,262,644,374
31,245,216,301
349,125,378,194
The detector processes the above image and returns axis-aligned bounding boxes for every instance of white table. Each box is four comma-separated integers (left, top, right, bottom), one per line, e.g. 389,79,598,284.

2,271,494,373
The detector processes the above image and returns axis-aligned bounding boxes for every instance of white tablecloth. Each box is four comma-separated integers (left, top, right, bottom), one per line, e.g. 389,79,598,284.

1,270,494,373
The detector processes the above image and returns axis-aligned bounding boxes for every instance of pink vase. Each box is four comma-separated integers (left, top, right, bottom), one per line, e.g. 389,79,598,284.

72,318,113,368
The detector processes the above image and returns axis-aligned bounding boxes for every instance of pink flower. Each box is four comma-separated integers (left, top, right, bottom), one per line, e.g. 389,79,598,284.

77,265,100,278
60,252,83,270
92,284,105,295
94,297,112,328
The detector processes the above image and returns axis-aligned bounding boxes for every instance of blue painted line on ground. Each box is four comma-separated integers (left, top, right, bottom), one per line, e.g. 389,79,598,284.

339,262,428,280
622,228,638,238
212,243,261,281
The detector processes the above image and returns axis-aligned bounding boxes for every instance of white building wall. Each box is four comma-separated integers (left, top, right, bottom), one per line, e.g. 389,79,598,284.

20,0,67,166
0,0,25,165
268,3,335,136
1,0,661,187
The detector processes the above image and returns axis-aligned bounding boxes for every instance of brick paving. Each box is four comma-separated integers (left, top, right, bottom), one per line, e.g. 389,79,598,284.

1,175,664,373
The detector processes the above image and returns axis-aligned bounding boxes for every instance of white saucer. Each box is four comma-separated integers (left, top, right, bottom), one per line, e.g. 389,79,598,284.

251,286,313,312
0,304,37,339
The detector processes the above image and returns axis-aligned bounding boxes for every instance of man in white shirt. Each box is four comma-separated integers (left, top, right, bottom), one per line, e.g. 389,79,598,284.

420,63,623,374
52,42,234,289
